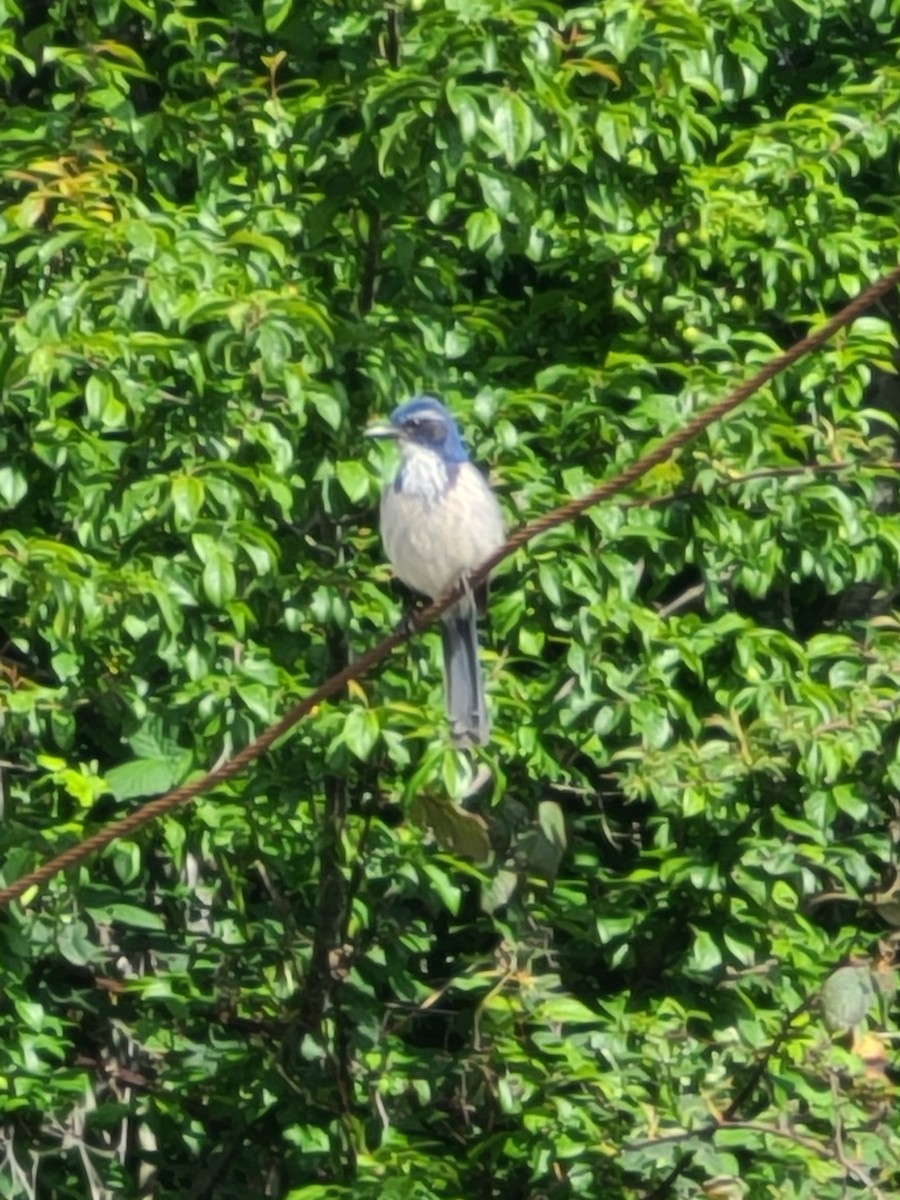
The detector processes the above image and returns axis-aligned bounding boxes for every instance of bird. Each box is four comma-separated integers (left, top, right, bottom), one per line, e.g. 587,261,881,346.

366,395,505,746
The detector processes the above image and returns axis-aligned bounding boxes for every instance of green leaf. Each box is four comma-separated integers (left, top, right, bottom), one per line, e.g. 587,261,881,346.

481,868,518,914
466,209,501,251
337,707,380,760
422,862,462,915
0,465,27,507
85,902,166,931
199,547,237,607
335,459,372,503
410,792,492,862
171,474,205,523
532,996,600,1025
84,375,127,429
821,966,875,1033
490,92,534,165
105,752,192,801
537,800,566,851
689,928,722,972
311,390,343,431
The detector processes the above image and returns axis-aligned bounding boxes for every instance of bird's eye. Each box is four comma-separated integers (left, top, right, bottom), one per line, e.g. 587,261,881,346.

402,414,442,441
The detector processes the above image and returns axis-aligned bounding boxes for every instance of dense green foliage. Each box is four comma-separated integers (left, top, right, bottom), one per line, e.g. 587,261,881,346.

2,0,900,1196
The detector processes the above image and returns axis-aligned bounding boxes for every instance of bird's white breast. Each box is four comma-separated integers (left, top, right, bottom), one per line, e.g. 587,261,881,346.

396,442,450,507
380,445,504,600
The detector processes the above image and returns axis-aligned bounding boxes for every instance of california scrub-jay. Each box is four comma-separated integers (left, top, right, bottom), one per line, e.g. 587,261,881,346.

367,396,505,746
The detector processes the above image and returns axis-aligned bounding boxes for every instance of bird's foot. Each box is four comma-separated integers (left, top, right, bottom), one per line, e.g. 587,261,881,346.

396,605,424,638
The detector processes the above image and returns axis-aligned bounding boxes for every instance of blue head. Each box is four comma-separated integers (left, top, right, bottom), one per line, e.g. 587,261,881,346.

369,395,470,464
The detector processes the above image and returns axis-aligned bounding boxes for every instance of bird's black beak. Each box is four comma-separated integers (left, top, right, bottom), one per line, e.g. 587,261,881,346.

364,421,400,440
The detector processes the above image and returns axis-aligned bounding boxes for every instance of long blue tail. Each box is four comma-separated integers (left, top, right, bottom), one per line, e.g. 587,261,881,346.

440,603,489,746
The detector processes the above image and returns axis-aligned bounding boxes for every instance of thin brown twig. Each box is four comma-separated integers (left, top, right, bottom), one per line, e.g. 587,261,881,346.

632,1118,889,1200
722,998,813,1121
637,978,894,1199
722,1120,889,1200
2,264,900,909
638,1152,695,1200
